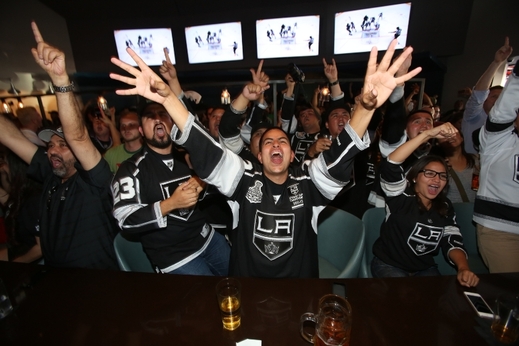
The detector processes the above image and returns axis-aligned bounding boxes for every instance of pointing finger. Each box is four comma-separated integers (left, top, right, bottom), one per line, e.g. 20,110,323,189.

31,21,44,44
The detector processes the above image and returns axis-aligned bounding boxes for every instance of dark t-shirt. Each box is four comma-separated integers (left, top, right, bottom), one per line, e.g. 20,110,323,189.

27,147,119,270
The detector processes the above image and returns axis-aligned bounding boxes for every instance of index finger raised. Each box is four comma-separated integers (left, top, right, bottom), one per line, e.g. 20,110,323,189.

256,60,264,74
163,47,172,63
31,21,45,44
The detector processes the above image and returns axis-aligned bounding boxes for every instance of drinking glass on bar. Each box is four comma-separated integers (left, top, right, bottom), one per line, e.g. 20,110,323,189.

492,293,519,344
216,277,241,331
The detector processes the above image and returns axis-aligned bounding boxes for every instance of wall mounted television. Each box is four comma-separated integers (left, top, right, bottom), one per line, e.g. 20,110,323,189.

334,3,412,55
114,28,176,66
256,15,320,59
185,22,243,64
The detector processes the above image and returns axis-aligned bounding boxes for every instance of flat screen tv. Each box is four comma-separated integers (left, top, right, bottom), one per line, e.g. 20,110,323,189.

185,22,243,64
334,3,412,55
114,28,176,66
256,15,320,59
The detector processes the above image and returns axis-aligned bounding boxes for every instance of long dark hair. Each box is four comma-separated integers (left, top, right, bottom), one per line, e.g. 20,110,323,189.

407,155,450,217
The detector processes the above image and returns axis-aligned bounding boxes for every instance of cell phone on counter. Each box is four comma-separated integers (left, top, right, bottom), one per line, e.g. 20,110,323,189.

464,292,494,319
332,282,347,299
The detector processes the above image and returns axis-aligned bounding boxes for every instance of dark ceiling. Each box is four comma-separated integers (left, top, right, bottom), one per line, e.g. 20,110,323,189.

38,0,309,20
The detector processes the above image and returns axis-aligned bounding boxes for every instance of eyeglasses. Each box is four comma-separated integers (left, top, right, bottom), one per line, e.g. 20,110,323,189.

419,169,448,181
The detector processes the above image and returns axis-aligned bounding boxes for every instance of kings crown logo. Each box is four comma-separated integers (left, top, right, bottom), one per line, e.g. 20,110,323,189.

265,242,280,255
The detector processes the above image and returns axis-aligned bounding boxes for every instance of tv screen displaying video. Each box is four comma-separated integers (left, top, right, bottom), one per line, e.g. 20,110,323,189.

114,28,176,66
256,15,320,59
334,3,411,55
185,22,243,64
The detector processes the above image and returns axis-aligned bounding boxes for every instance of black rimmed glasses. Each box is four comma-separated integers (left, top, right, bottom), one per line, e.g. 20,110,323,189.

419,169,448,181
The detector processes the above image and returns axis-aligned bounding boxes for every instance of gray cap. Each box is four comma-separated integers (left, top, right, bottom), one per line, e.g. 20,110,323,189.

38,127,64,143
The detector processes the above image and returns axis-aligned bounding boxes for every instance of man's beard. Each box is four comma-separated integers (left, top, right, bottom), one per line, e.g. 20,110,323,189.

51,156,76,178
145,134,171,149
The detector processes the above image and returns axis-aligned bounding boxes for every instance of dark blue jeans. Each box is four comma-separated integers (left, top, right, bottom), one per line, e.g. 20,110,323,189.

169,231,230,276
371,256,441,278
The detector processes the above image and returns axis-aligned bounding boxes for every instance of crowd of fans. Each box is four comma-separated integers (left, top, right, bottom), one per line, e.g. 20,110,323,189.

0,23,517,285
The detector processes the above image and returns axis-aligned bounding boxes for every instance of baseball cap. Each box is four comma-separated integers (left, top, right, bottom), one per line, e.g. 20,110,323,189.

38,127,65,143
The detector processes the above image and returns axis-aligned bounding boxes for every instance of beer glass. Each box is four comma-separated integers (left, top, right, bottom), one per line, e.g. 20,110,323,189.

300,294,352,346
492,293,519,344
216,277,241,331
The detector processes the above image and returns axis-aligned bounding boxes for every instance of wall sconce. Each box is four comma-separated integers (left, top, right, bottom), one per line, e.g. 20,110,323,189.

17,98,24,109
2,101,12,114
7,78,20,95
221,89,230,105
97,96,110,115
319,86,330,106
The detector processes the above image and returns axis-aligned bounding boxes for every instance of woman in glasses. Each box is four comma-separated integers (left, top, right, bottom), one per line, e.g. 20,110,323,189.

371,122,479,287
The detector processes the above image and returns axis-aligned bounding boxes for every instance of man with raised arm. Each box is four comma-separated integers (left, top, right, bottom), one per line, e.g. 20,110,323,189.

473,61,519,273
461,37,513,154
0,22,118,269
109,40,421,278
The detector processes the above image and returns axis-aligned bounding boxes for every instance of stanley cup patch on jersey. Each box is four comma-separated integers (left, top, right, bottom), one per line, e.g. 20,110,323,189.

407,222,443,256
253,210,295,260
246,181,264,204
160,175,194,220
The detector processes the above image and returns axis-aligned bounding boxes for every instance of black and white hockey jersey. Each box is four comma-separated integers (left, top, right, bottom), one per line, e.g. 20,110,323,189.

111,145,214,272
173,113,369,278
373,158,467,272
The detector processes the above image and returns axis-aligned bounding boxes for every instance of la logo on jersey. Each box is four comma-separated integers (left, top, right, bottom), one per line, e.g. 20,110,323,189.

253,210,295,260
160,176,194,220
407,222,443,256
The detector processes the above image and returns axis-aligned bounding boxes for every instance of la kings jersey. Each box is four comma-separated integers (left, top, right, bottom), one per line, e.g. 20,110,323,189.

473,69,519,234
373,158,467,272
173,113,370,278
111,145,213,272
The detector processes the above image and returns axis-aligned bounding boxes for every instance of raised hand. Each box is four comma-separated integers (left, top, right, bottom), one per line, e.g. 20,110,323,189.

242,83,268,102
110,47,173,104
360,39,422,110
159,47,177,82
322,58,338,82
30,21,67,84
494,37,513,64
250,60,270,90
394,47,413,78
425,122,458,140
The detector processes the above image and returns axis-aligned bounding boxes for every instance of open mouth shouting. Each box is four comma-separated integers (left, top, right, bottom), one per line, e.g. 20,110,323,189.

270,149,284,165
49,154,63,169
154,123,167,138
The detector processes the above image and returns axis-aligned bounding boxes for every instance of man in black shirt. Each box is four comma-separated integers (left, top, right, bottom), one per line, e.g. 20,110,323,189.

0,22,119,270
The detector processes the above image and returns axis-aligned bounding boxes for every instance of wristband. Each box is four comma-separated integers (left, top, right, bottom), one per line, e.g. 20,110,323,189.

330,80,340,86
52,81,75,93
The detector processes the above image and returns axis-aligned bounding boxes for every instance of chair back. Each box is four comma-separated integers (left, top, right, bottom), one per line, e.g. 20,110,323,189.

114,233,155,273
318,206,365,278
435,202,489,275
359,207,386,278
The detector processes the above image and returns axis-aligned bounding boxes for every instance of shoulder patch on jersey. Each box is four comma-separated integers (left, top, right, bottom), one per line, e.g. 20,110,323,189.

246,180,263,204
295,131,306,139
407,222,443,256
253,210,295,261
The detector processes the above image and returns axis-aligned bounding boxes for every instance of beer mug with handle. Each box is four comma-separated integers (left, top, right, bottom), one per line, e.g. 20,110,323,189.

300,294,352,346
